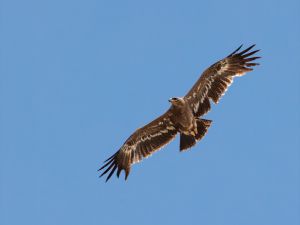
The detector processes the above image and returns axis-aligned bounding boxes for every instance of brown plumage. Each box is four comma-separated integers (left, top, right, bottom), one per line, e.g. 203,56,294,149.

99,44,260,181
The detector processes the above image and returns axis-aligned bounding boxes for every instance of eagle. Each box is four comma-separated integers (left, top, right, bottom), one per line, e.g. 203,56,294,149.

99,45,260,181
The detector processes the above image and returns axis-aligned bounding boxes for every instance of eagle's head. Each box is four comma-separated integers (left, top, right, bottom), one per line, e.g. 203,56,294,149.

168,97,185,106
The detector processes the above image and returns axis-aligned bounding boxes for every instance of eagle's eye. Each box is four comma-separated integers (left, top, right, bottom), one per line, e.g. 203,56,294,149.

172,98,178,101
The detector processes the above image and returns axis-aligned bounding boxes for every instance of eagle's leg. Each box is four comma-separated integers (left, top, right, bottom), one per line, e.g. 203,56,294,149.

179,118,212,151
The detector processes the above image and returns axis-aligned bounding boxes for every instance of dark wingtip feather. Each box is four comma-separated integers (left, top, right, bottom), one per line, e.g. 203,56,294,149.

246,63,260,67
242,49,260,58
103,152,117,163
105,164,117,182
117,167,122,178
98,157,114,171
125,168,130,180
237,44,256,56
244,56,261,62
98,152,119,182
99,160,115,177
227,44,243,57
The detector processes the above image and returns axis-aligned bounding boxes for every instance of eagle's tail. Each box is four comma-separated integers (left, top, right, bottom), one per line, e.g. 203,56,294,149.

180,119,212,151
180,134,196,151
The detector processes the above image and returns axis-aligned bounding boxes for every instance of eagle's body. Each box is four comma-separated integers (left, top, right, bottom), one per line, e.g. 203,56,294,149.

99,45,260,181
169,98,196,135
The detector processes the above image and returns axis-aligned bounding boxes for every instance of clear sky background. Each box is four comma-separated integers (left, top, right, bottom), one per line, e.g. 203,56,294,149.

1,0,299,225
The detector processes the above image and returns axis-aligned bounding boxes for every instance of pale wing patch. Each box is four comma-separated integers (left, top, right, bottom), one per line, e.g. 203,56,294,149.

131,133,177,165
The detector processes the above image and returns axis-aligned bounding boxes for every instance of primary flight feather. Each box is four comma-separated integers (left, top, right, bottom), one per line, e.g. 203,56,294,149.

99,45,260,181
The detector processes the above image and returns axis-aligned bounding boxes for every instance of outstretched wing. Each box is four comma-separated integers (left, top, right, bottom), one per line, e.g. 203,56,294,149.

99,110,178,182
184,45,260,117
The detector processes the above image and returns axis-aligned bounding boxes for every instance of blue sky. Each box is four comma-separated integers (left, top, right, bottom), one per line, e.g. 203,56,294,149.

1,0,299,225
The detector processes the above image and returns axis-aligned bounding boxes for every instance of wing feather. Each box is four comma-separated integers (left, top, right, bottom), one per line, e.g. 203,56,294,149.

185,45,260,117
99,110,178,181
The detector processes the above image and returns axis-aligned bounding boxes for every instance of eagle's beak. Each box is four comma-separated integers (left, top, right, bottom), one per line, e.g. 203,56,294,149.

168,98,172,103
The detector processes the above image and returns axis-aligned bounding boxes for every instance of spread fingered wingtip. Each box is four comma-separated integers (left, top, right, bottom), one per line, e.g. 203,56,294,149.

99,160,115,177
98,156,115,171
98,152,120,182
99,151,131,182
228,44,262,59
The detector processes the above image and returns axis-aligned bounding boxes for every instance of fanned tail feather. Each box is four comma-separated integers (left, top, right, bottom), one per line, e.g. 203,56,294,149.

180,119,212,151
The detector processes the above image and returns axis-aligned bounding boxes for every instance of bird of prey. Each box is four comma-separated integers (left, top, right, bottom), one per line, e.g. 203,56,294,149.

99,45,260,181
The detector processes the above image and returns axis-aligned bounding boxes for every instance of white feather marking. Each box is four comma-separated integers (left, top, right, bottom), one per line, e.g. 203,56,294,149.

233,72,245,77
167,126,175,130
131,134,177,165
194,102,199,112
133,150,141,164
140,131,164,142
217,61,229,75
